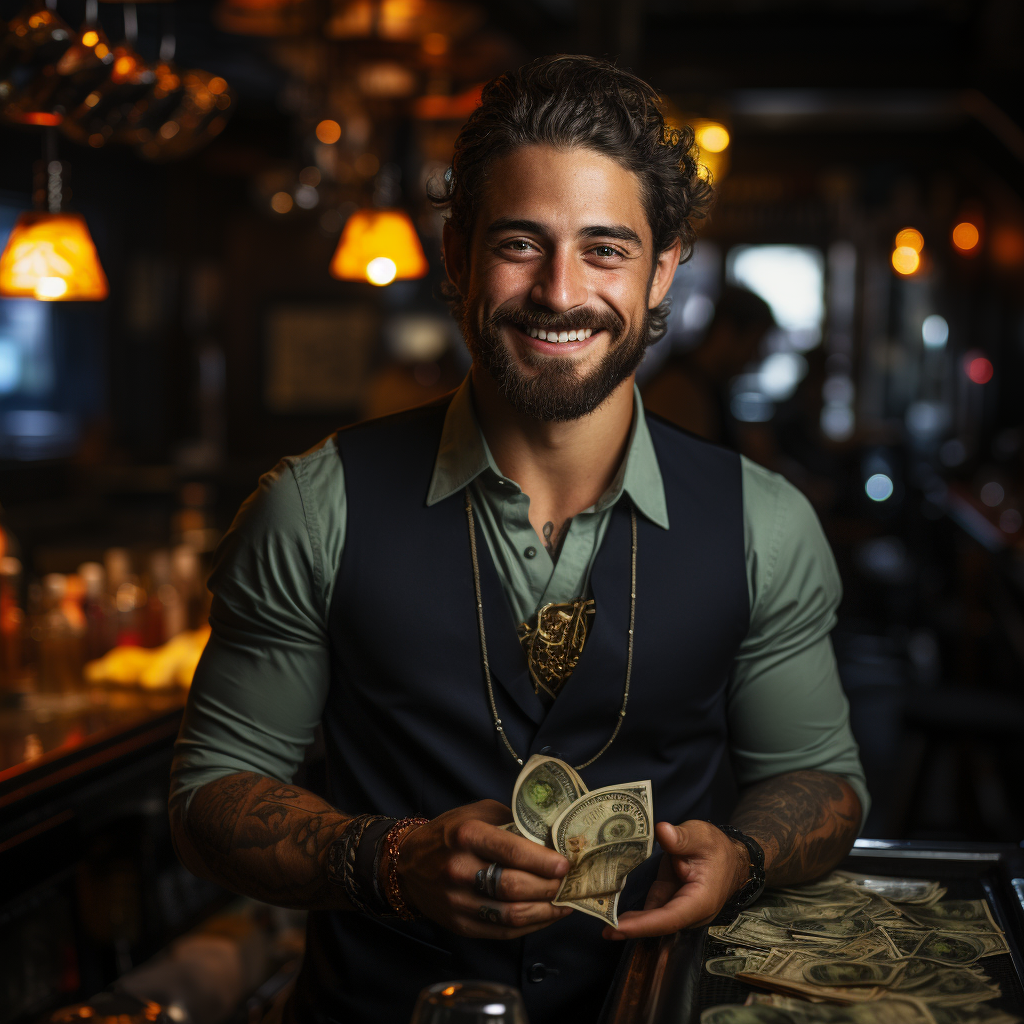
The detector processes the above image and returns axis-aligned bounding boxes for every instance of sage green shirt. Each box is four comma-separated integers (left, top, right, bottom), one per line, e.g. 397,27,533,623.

171,380,869,824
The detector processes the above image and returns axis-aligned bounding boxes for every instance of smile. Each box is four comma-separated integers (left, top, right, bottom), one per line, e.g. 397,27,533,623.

519,326,595,343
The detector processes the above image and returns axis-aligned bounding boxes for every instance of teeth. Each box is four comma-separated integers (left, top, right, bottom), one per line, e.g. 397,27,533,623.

526,327,595,343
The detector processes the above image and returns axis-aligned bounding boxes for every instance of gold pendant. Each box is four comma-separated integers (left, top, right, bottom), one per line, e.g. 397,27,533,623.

516,598,596,700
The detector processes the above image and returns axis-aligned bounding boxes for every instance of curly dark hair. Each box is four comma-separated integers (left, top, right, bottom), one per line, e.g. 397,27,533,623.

428,54,715,341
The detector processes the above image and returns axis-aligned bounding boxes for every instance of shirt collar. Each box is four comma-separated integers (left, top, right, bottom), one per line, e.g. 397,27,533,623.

426,377,669,530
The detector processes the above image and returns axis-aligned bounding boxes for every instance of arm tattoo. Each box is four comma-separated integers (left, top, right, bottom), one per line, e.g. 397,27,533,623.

542,520,571,560
729,770,861,888
175,772,353,910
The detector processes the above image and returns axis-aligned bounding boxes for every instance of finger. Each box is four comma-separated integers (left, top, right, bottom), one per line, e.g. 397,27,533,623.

457,820,569,878
602,894,719,940
463,896,573,933
490,866,565,903
656,821,692,855
471,799,515,825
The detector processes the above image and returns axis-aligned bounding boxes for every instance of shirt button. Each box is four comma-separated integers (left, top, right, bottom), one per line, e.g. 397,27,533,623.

527,963,548,983
524,546,537,559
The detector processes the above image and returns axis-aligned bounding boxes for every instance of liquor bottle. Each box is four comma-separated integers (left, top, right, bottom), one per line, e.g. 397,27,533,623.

0,556,24,690
79,561,116,659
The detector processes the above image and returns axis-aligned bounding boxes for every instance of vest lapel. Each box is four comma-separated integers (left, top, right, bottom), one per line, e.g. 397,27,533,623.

469,507,547,729
531,500,634,763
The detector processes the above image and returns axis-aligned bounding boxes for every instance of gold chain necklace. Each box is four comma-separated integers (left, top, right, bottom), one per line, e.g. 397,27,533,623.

464,489,636,770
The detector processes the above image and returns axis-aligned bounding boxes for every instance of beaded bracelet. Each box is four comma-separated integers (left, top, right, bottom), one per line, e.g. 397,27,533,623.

379,817,429,921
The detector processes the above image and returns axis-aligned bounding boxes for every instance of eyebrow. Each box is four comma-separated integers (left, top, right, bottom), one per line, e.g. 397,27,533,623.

484,218,644,249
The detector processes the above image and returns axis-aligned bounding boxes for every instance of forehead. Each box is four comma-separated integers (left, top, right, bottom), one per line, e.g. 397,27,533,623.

473,144,650,244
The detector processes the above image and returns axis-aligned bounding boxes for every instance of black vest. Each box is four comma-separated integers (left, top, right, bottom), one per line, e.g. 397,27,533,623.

291,399,749,1024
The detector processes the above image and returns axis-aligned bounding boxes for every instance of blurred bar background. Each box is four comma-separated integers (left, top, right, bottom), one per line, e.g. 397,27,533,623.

0,1,1023,1021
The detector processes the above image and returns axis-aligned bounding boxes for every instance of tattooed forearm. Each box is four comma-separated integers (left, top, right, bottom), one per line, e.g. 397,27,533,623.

729,770,861,888
170,772,353,910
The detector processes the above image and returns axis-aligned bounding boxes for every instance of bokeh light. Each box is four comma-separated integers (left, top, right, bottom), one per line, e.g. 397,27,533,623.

922,314,949,349
891,246,920,275
365,256,398,286
952,221,980,252
865,474,894,502
316,119,342,144
895,228,924,252
965,355,993,384
270,191,293,214
697,124,730,153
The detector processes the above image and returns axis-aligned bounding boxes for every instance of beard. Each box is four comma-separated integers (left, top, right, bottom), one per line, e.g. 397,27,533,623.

460,298,651,423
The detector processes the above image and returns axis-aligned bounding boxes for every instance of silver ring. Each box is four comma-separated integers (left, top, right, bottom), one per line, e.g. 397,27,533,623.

474,868,487,894
485,861,502,899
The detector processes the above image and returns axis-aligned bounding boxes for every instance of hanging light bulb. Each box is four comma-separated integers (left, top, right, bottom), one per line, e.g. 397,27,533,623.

0,211,108,300
329,208,428,286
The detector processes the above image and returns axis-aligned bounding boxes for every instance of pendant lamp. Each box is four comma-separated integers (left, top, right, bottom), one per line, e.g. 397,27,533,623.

329,208,428,286
0,210,109,300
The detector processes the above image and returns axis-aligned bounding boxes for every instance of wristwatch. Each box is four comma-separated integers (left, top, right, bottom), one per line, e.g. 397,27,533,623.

709,822,766,908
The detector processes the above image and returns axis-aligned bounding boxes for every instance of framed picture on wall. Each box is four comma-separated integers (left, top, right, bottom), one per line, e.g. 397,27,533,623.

263,303,379,414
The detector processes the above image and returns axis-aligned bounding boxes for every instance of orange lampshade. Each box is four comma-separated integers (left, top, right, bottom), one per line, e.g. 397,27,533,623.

329,208,428,286
0,212,109,301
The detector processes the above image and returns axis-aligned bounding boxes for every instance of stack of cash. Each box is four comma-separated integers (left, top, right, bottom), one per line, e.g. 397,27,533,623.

700,870,1018,1024
501,754,653,927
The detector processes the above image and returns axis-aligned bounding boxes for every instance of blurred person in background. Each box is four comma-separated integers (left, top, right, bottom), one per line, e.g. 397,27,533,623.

642,285,774,446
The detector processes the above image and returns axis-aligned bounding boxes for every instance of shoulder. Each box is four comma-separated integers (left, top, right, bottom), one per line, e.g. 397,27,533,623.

644,408,738,465
739,456,840,610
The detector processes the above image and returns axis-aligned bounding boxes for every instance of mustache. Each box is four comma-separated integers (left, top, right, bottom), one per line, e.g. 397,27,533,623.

485,302,624,336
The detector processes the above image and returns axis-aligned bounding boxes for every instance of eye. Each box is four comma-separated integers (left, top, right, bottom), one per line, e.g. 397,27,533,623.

502,238,536,254
591,245,624,259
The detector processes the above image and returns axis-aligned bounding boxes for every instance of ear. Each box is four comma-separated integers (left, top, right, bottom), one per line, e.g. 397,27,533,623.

442,220,469,299
648,238,682,310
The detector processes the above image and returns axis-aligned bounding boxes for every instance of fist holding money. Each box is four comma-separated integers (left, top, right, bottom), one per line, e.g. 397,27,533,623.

509,754,655,928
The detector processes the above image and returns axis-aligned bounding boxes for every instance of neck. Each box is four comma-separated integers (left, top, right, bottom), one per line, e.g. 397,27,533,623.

470,364,636,525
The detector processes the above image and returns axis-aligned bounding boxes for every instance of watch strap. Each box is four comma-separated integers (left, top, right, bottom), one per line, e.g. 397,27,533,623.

709,822,766,908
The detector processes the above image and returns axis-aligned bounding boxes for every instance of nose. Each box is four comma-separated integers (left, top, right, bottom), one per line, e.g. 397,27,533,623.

530,247,588,313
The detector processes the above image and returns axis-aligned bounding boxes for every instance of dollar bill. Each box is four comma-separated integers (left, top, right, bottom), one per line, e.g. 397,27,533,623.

831,871,946,906
498,821,526,837
764,908,877,940
715,912,840,952
550,780,653,859
738,949,906,1003
911,930,1009,965
706,953,767,979
552,838,648,913
558,891,621,928
702,994,930,1023
900,900,1001,934
548,780,652,927
894,963,1001,1005
511,754,588,846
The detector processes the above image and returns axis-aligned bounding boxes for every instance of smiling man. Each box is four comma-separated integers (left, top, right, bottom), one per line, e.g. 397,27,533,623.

170,56,868,1024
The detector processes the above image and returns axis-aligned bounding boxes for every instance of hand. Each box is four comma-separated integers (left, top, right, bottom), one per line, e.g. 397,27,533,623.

397,799,573,938
602,820,749,940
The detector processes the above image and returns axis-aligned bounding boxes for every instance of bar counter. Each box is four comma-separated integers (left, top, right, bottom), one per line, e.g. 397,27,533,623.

0,686,229,1021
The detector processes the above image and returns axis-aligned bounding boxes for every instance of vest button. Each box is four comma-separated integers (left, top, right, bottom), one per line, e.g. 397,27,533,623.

524,546,537,559
527,962,548,983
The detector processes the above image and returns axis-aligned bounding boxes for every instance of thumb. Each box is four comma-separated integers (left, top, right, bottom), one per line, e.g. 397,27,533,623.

656,821,690,855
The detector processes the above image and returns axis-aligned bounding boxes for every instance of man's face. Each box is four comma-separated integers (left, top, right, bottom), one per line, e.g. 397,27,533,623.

446,144,679,422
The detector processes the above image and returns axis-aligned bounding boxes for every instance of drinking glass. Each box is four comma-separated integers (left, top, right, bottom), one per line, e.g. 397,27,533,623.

410,980,529,1024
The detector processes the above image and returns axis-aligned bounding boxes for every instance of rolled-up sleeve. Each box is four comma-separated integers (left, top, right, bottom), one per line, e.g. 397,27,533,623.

728,458,870,828
169,438,343,820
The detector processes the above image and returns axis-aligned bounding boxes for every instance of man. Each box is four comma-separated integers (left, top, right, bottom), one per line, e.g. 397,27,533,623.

170,55,867,1024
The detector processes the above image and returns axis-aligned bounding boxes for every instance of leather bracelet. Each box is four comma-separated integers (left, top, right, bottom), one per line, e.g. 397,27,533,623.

380,817,429,921
328,813,393,917
708,822,766,908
